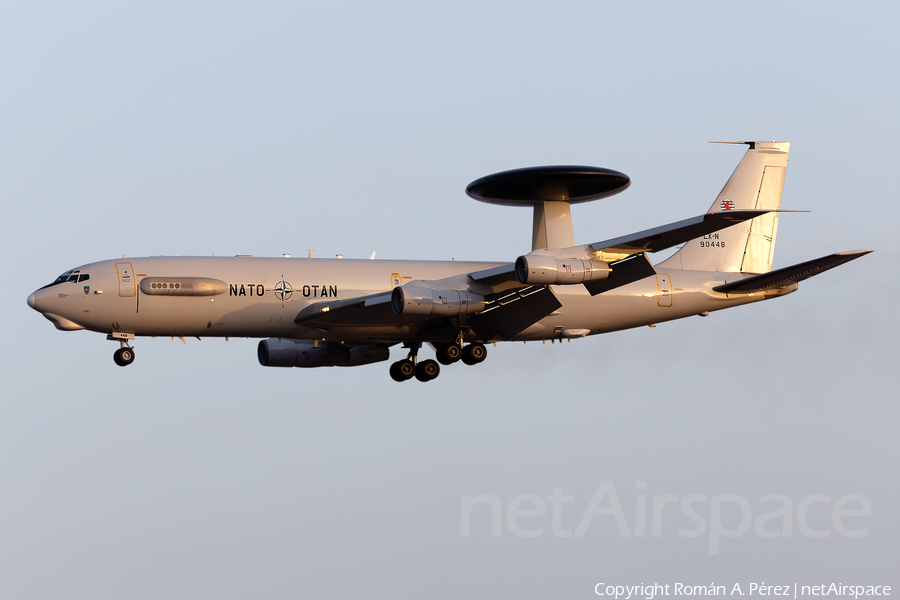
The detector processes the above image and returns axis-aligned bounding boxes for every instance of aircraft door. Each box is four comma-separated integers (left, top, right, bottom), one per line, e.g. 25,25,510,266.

116,263,136,297
656,273,672,307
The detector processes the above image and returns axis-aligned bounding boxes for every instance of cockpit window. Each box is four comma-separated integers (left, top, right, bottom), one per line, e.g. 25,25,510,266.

39,270,86,290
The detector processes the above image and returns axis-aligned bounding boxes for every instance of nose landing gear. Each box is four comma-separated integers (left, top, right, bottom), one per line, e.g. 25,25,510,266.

113,346,135,367
108,332,136,367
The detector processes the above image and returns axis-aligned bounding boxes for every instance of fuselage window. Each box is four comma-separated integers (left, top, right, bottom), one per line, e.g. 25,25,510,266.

78,274,90,282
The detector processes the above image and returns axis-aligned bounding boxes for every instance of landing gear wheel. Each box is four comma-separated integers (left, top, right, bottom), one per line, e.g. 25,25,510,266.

415,359,440,382
436,343,462,365
389,359,416,382
461,343,487,366
113,347,135,367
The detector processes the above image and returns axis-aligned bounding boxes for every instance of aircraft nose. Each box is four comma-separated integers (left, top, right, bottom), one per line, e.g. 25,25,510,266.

27,291,45,312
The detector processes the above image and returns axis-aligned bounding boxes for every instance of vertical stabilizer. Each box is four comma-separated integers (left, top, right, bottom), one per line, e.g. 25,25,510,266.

657,141,790,273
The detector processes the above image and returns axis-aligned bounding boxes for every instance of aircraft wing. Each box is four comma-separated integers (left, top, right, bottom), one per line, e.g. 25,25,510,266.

466,211,767,293
292,211,811,334
460,210,794,288
469,263,516,284
293,292,394,325
712,250,872,294
590,210,781,256
293,265,558,339
468,285,561,338
294,261,526,330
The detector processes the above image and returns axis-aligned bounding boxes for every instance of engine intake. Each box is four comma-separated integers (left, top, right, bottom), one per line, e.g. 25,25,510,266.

515,254,611,285
391,285,485,316
258,339,390,368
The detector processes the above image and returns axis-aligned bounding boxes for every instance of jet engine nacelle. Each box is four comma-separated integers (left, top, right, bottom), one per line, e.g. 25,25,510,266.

257,339,390,368
515,254,611,285
391,285,485,316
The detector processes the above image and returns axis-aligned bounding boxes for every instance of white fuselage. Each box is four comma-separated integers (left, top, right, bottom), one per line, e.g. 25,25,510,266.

28,256,788,344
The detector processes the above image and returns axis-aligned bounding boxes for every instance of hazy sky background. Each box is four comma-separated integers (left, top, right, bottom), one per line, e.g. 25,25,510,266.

1,2,898,598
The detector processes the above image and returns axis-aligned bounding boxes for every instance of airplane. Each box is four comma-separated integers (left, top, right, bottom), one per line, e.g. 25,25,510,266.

27,141,870,382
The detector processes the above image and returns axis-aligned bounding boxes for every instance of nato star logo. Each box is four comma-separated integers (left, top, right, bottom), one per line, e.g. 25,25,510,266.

274,279,294,302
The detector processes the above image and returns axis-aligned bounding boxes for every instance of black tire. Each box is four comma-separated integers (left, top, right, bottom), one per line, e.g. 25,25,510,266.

398,359,416,380
436,343,462,365
415,359,440,382
114,348,135,367
390,360,416,382
389,361,405,382
461,343,487,366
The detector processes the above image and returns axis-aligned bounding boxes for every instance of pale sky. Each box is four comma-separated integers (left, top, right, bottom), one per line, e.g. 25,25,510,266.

1,2,898,598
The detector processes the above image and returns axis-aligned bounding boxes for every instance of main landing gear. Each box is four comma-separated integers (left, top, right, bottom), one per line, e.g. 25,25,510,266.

461,342,487,366
389,343,440,383
389,359,417,382
389,341,487,382
435,343,462,365
389,358,440,382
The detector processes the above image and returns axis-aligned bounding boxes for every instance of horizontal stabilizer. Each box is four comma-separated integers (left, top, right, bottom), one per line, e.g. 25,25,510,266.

591,210,797,257
713,250,872,294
